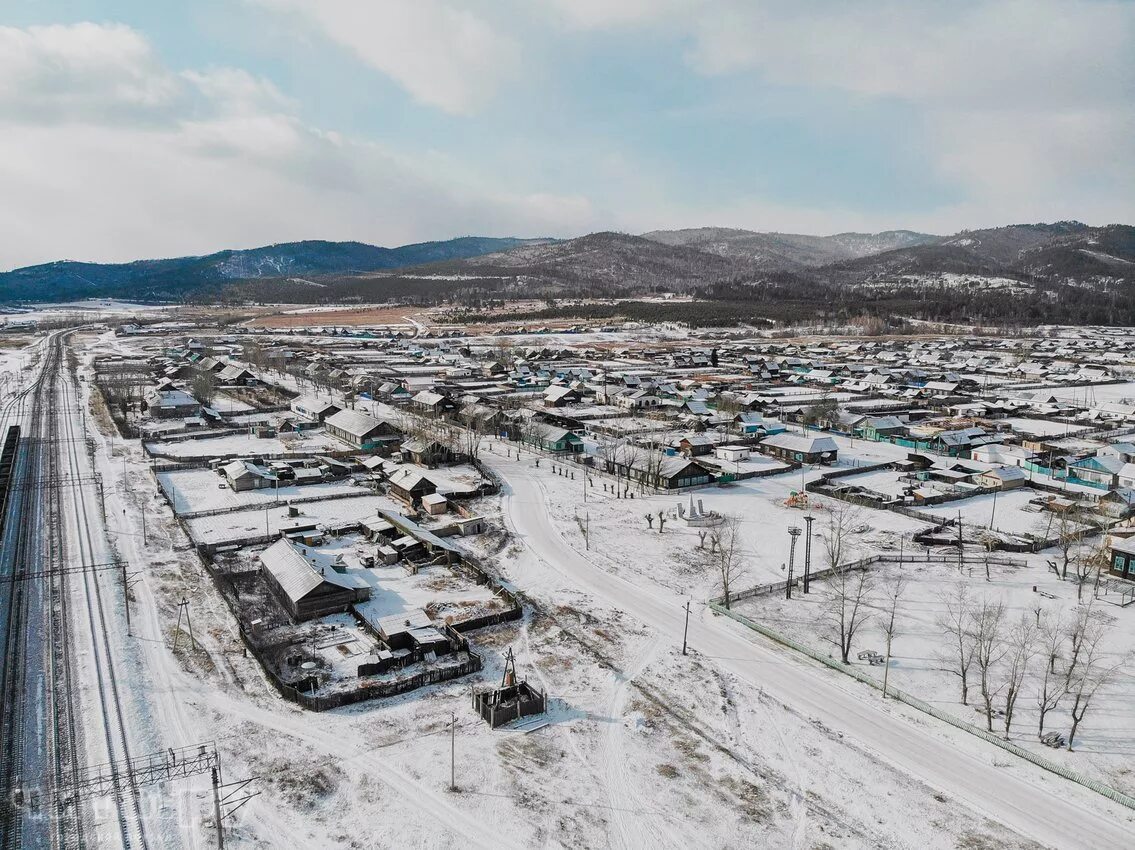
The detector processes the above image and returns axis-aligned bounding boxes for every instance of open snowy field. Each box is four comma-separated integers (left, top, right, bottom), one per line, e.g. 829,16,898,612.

735,555,1135,791
910,488,1075,537
1004,417,1090,437
147,429,343,459
1024,381,1135,406
183,493,403,545
156,467,365,514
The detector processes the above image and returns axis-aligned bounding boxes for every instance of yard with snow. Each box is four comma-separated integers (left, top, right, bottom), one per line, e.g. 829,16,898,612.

734,554,1135,791
146,429,342,459
156,467,365,514
184,493,402,545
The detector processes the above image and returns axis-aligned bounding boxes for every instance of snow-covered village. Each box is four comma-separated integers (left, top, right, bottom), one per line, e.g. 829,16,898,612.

4,2,1135,848
1,298,1134,848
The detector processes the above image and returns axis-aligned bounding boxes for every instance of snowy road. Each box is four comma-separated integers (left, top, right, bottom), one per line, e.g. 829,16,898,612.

485,450,1135,850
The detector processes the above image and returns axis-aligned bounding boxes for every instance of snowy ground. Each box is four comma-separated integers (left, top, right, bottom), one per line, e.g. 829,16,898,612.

156,468,366,514
910,488,1090,537
58,329,1135,849
1021,381,1135,406
1004,417,1090,437
146,430,341,459
736,555,1135,792
183,494,402,545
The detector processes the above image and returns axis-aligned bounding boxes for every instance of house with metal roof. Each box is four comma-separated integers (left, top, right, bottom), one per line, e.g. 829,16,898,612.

258,538,371,622
324,409,400,450
759,432,838,464
290,395,342,423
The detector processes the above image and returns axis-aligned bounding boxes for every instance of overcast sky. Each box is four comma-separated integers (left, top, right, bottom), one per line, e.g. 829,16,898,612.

1,0,1132,269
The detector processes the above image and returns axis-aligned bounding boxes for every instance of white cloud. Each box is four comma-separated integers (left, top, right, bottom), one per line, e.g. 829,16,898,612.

181,68,295,114
0,22,596,269
685,0,1133,109
546,0,705,29
0,23,181,123
254,0,519,115
680,0,1135,226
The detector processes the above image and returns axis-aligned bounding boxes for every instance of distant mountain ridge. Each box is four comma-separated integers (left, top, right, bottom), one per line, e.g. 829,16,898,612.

6,222,1135,326
0,236,550,302
640,227,938,270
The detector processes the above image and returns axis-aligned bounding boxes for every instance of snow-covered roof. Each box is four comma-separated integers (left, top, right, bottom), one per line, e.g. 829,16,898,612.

761,433,838,454
325,408,385,438
258,538,363,603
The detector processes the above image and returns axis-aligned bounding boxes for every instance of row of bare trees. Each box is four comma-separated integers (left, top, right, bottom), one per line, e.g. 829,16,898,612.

939,589,1122,748
396,407,490,462
593,437,669,493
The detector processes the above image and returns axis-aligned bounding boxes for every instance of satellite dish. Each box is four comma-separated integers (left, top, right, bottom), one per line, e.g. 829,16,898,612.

301,661,317,671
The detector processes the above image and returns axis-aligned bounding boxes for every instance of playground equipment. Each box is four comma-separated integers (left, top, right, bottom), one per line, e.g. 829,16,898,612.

785,491,810,509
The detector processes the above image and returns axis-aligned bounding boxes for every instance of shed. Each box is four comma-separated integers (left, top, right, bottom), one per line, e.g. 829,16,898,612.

421,492,449,515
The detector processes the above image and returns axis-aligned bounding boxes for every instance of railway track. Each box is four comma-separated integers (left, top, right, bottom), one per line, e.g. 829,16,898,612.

0,332,152,850
1,334,59,848
57,337,151,850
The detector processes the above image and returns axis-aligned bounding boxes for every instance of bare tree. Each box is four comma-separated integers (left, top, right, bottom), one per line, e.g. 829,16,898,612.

1063,599,1109,694
881,573,909,698
972,597,1008,732
709,514,745,609
640,449,667,493
644,513,654,529
1035,611,1066,738
509,414,539,456
1000,613,1038,738
1071,538,1108,603
1052,509,1088,581
1066,625,1122,750
458,408,486,460
820,502,862,573
621,443,644,493
191,371,216,406
823,564,876,664
937,583,977,705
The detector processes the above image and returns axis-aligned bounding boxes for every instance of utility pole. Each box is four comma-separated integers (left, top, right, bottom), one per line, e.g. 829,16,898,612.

989,487,998,530
212,767,224,850
785,526,801,599
173,598,198,652
682,600,691,655
803,514,815,594
121,560,131,636
957,509,964,568
449,712,457,792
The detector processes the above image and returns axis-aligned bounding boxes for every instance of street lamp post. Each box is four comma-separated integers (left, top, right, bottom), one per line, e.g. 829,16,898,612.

803,514,815,594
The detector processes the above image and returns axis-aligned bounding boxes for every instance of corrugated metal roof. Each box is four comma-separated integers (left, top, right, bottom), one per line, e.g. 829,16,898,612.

259,538,324,602
325,408,384,438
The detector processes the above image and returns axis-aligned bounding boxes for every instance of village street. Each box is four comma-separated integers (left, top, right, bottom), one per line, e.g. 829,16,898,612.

481,446,1135,850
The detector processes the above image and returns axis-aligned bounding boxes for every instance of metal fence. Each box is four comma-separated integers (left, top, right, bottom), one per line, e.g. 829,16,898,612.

724,553,1026,603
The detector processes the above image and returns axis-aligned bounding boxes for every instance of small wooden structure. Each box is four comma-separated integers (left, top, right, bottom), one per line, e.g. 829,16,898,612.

473,649,547,729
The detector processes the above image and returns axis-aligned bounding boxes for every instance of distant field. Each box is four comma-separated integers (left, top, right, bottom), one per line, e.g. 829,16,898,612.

248,305,426,328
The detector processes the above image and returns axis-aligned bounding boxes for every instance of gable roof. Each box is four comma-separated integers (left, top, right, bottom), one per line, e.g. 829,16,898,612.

325,408,385,438
761,433,839,454
259,538,361,603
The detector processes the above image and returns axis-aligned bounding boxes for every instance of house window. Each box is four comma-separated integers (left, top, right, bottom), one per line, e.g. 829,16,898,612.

1115,555,1125,573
